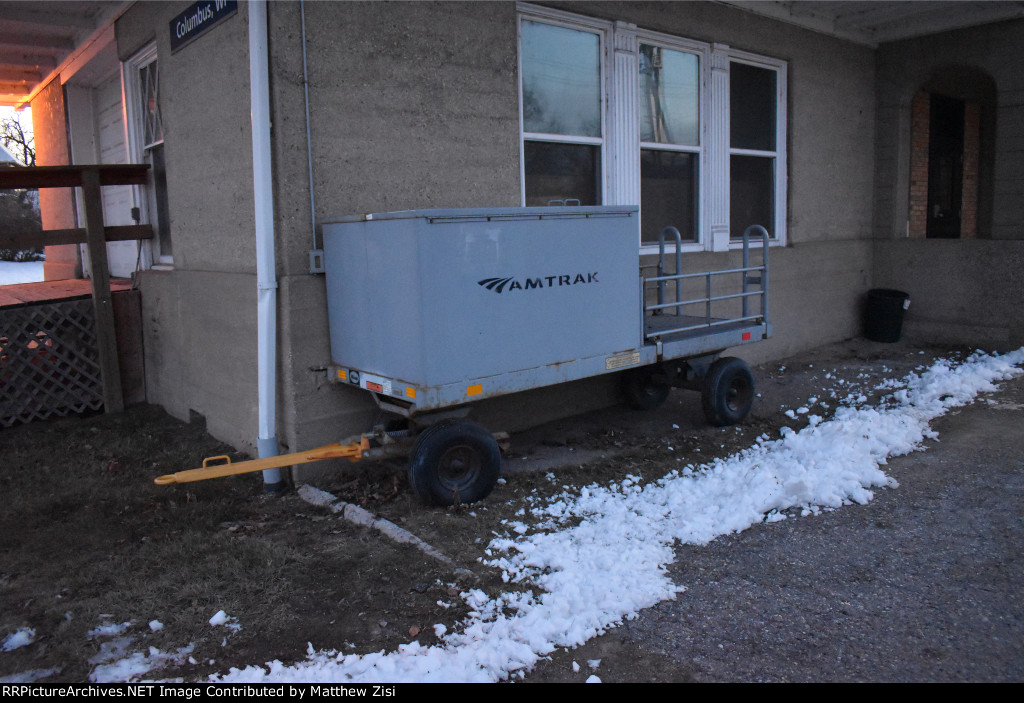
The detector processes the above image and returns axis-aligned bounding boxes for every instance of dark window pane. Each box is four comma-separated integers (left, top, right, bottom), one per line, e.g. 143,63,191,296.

641,150,698,244
521,20,601,137
639,45,699,146
730,62,776,151
148,143,172,257
730,155,774,239
524,141,601,206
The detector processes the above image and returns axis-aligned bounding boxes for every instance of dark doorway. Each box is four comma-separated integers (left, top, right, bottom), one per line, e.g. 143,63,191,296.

926,94,965,239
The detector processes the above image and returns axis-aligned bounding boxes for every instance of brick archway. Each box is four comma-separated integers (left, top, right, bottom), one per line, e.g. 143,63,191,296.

908,67,997,239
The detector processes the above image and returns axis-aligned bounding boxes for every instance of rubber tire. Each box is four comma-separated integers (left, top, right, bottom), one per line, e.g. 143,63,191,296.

407,419,501,506
701,356,755,426
622,365,671,411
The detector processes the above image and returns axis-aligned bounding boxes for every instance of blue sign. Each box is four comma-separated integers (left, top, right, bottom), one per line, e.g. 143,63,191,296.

170,0,238,53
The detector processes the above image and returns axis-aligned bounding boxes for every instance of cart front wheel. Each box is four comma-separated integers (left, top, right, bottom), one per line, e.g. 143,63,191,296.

622,365,670,410
408,419,501,506
701,356,755,426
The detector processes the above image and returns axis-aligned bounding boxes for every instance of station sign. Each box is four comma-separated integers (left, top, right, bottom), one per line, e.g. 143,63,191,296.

170,0,238,53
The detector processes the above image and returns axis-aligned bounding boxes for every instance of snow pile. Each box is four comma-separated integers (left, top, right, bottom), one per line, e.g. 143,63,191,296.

0,668,60,684
209,610,242,633
204,349,1021,683
1,628,35,652
0,261,44,285
90,644,195,683
87,621,131,640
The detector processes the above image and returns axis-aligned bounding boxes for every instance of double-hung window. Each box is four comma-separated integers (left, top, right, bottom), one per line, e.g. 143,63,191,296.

728,55,783,241
124,43,172,266
517,3,787,251
638,39,703,245
519,17,605,206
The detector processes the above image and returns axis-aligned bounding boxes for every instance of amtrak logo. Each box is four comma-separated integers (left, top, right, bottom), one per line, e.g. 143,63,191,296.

478,273,599,294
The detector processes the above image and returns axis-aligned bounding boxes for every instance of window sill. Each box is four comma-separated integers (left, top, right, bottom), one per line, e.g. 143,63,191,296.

727,238,784,250
639,242,704,257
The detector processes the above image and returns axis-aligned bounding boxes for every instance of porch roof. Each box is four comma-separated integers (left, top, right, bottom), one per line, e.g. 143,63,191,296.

3,1,1024,107
718,1,1024,46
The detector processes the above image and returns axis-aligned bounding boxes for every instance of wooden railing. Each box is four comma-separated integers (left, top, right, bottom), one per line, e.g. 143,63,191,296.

0,164,153,413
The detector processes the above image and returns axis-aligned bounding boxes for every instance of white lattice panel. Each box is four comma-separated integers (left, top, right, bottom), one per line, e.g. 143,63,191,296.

0,299,104,427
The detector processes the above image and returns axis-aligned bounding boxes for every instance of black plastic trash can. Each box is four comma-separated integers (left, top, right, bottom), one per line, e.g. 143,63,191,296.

864,288,910,343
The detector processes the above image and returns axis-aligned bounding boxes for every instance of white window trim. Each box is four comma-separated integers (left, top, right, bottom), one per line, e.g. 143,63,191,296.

122,42,171,268
517,3,788,253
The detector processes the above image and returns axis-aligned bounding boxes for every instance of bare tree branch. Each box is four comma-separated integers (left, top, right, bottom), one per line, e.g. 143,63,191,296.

0,111,35,167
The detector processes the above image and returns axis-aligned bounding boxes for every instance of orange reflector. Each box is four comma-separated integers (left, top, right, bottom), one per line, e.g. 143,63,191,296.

366,381,383,393
406,387,416,398
742,332,752,341
337,369,347,381
467,384,483,396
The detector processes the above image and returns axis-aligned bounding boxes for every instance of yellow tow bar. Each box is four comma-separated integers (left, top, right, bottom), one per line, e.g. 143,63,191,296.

154,438,370,485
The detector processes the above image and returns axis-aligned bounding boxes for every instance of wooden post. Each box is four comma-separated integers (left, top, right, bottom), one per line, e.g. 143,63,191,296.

80,167,124,413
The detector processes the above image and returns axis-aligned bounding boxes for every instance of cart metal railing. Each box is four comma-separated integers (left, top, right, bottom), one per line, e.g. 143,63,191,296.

642,225,770,341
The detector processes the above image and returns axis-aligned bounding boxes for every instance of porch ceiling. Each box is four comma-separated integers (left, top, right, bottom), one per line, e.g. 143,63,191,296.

0,1,126,107
720,1,1024,46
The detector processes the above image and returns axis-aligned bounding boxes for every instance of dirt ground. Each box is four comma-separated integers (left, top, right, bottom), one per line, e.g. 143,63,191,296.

0,339,991,682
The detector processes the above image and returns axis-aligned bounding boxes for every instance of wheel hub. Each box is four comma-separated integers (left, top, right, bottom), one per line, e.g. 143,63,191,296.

437,444,480,488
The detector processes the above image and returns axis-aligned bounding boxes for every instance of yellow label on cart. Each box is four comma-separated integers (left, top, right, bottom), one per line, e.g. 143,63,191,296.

605,351,641,371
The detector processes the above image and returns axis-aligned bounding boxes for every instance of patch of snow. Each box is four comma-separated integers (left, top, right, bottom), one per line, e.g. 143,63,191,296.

90,644,195,683
0,261,44,285
0,668,60,683
89,637,134,666
87,621,131,640
1,628,35,652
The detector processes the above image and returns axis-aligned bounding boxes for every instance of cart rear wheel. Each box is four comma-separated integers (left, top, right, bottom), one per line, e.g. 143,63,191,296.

622,365,670,410
408,419,501,506
701,356,755,426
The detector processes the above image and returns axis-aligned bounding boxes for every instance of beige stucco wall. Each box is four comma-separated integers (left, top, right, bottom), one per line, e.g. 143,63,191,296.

116,1,261,452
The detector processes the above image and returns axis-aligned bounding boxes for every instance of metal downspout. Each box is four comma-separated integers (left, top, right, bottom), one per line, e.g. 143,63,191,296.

249,0,284,490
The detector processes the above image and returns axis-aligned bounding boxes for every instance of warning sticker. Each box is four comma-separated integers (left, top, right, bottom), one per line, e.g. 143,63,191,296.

605,351,641,370
362,372,394,397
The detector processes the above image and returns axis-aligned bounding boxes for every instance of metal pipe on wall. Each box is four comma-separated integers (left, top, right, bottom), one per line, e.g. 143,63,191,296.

249,0,284,490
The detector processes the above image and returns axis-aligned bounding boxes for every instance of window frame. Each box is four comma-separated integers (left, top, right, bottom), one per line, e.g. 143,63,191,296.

517,3,787,252
516,7,612,207
122,42,172,268
725,48,787,249
634,29,710,252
